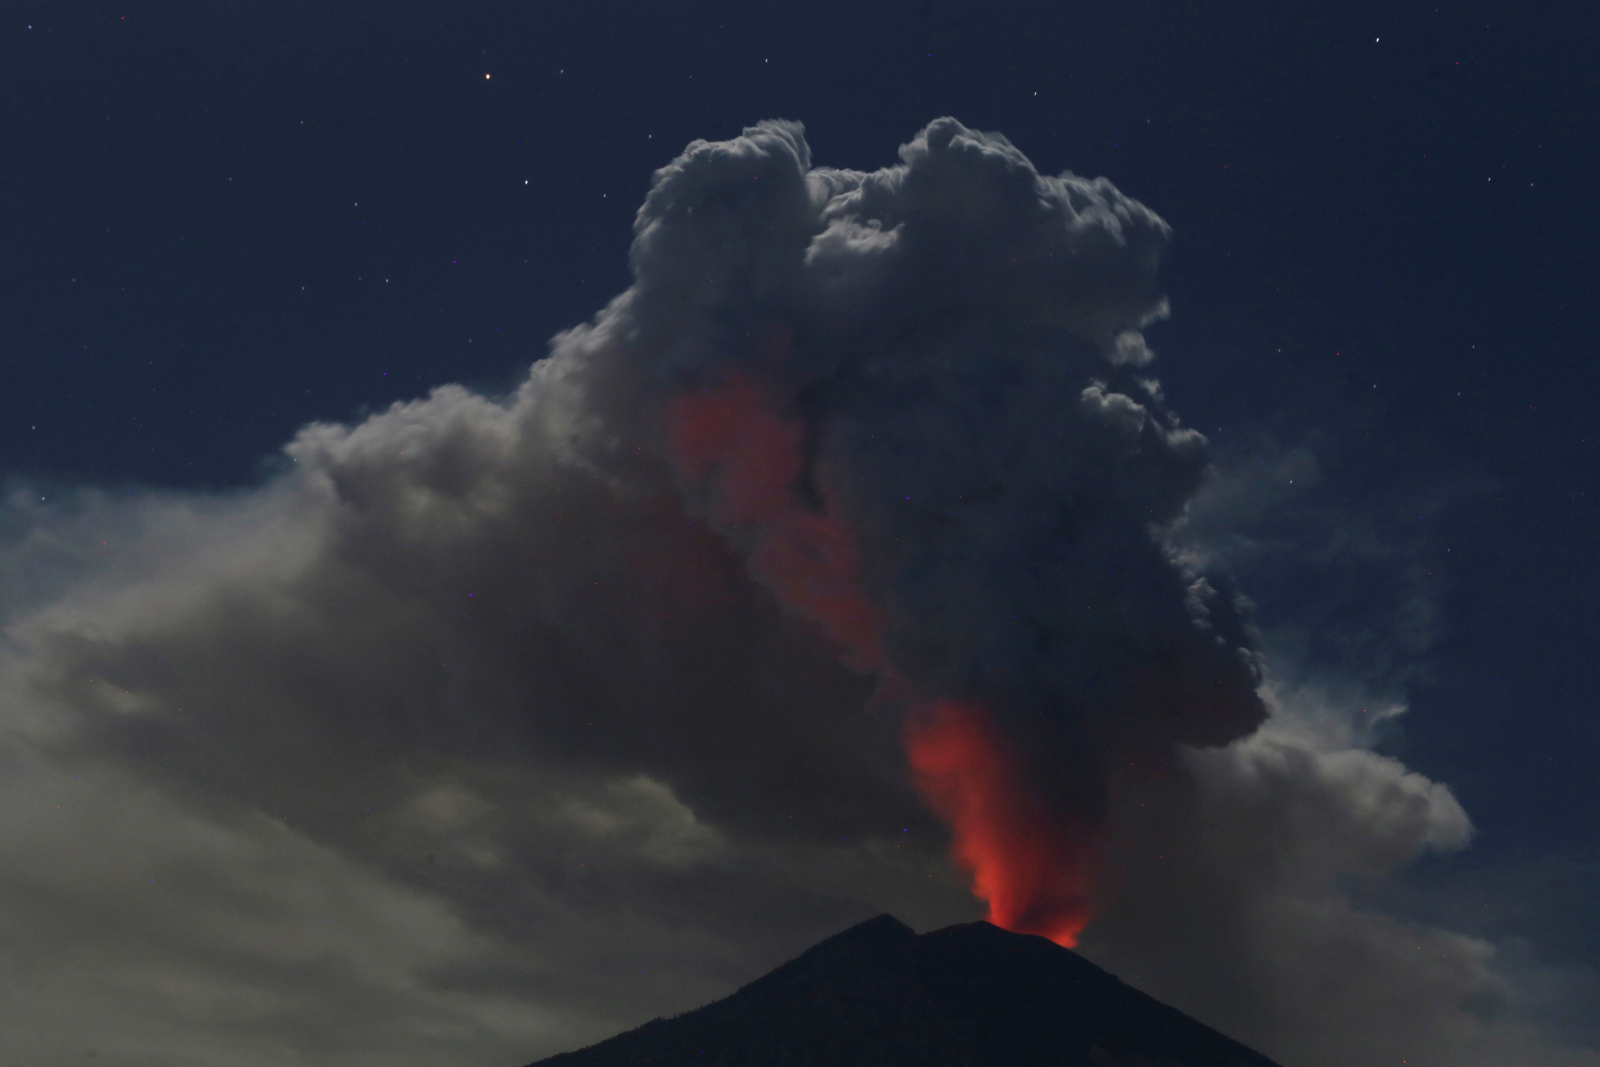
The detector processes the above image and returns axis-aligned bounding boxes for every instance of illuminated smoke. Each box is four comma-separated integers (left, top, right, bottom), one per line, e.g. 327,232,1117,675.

905,700,1101,944
557,117,1267,941
667,370,883,670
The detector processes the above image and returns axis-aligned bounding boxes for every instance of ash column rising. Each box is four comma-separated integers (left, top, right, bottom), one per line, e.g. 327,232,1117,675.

623,118,1264,944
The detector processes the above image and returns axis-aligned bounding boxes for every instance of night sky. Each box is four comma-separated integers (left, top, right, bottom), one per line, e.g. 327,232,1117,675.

2,2,1597,1065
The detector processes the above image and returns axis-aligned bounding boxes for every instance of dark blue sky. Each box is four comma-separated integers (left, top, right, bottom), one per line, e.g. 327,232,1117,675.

4,0,1597,1009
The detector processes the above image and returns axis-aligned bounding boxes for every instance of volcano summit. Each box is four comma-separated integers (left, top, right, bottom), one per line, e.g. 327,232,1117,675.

524,915,1281,1067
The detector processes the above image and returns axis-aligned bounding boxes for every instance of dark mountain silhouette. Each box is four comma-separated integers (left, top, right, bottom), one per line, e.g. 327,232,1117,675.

524,915,1282,1067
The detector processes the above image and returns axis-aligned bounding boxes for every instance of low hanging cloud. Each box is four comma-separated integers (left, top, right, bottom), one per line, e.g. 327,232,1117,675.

0,120,1593,1067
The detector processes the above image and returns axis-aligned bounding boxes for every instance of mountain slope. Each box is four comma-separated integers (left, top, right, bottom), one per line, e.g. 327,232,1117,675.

524,915,1282,1067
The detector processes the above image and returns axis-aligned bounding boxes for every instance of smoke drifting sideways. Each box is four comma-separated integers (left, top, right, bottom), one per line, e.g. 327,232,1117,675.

553,117,1266,943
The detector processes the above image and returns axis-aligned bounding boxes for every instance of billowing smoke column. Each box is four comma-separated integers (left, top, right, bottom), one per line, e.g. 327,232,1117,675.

554,118,1266,945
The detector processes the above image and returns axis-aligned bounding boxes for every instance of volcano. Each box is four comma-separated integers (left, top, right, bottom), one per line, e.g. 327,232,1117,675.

523,915,1281,1067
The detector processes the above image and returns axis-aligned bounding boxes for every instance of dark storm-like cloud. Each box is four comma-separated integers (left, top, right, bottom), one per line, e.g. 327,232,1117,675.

585,120,1261,747
548,121,1266,938
0,120,1593,1066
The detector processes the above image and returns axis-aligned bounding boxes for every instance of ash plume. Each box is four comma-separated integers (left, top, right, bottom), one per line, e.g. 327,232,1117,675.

551,117,1265,940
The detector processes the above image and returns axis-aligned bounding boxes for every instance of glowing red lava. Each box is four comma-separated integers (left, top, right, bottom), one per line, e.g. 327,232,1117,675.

905,700,1098,947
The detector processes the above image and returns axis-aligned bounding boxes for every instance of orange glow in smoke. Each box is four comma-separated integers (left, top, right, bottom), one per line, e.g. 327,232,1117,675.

668,375,1096,944
668,373,882,667
905,700,1098,947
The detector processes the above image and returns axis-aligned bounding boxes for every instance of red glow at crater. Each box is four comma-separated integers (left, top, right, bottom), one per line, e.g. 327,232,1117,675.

668,373,1099,946
905,700,1099,947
